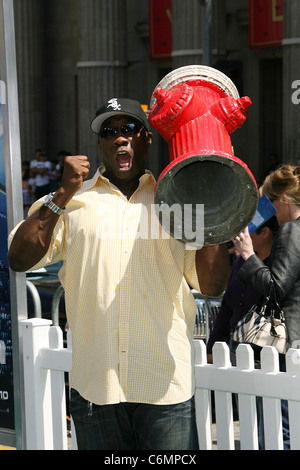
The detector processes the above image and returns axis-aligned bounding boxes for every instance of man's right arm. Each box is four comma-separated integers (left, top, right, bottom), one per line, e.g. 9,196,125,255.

7,155,90,272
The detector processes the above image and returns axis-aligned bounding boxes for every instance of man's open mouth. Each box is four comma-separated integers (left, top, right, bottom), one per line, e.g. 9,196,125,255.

116,152,132,170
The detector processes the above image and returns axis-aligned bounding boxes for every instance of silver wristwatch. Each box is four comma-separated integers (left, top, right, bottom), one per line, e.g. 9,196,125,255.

43,192,65,215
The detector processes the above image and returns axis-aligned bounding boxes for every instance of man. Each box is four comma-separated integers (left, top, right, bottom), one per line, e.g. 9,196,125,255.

8,98,229,450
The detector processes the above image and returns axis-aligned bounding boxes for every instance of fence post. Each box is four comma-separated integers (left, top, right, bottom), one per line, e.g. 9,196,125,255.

212,342,235,450
236,344,259,450
260,346,283,450
21,318,53,450
48,325,68,450
66,329,78,450
286,348,300,450
194,340,212,449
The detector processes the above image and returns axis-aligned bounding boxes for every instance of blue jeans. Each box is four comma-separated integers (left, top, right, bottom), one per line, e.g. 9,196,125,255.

70,389,199,450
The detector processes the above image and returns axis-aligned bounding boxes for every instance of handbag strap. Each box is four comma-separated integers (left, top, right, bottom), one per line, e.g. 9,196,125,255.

260,280,273,315
267,279,285,322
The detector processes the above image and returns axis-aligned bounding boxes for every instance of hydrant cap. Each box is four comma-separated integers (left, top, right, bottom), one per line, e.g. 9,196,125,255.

150,65,240,109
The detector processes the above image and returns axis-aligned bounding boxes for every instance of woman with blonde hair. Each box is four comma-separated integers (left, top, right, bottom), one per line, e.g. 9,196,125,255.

233,164,300,348
233,164,300,449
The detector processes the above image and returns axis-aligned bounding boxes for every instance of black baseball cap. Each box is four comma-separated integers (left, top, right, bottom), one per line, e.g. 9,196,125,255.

90,98,150,134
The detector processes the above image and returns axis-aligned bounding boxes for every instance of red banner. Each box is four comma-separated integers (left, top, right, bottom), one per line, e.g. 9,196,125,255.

249,0,283,49
149,0,172,60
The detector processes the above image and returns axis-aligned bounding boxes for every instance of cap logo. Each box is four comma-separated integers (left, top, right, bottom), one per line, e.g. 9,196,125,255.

107,98,121,111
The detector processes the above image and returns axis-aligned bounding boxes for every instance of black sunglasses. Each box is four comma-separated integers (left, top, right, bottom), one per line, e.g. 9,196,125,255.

99,123,144,139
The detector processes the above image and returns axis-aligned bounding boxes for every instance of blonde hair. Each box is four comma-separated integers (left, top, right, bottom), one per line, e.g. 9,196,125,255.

261,164,300,206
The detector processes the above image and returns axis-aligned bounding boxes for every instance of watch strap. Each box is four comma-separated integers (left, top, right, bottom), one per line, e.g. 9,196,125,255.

43,193,65,215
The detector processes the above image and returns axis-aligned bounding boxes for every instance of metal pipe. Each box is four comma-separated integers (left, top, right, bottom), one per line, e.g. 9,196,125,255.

202,0,212,66
51,285,64,327
26,281,42,318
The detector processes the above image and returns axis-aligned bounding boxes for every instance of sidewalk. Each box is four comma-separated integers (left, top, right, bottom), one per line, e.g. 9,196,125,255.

211,421,240,450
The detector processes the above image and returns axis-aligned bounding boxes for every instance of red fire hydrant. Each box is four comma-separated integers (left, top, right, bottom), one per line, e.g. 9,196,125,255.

149,65,258,247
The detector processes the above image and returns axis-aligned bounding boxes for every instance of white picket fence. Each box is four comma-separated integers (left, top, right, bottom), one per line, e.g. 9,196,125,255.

194,340,300,450
21,318,73,450
21,318,300,450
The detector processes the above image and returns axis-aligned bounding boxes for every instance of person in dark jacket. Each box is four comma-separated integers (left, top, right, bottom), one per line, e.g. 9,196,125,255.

233,164,300,450
233,165,300,352
206,216,278,362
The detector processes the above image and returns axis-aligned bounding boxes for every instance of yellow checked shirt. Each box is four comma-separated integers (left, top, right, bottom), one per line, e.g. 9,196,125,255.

9,168,201,406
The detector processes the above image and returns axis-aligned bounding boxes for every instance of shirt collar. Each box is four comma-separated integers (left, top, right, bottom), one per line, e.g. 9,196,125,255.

83,166,156,192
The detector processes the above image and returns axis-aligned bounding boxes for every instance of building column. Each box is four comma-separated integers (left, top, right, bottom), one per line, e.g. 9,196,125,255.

44,0,78,160
171,1,227,71
13,0,46,160
172,0,203,69
282,0,300,163
77,0,128,173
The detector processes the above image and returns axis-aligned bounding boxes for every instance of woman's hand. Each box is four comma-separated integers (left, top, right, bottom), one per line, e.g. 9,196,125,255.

232,227,255,260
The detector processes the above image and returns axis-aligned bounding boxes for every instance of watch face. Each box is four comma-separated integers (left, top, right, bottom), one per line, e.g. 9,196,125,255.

44,192,55,204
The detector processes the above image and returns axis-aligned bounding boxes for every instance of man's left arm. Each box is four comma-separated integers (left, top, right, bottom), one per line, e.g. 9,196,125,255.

196,244,229,297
